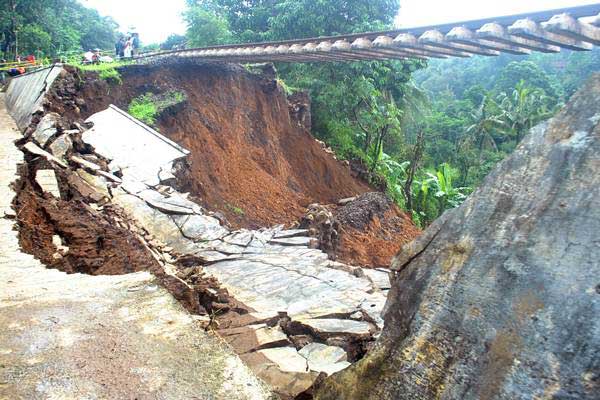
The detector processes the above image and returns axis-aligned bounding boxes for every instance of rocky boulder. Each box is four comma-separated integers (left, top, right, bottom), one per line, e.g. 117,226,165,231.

315,75,600,399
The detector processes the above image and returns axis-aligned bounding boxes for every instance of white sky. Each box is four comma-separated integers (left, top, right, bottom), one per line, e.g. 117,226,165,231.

78,0,599,44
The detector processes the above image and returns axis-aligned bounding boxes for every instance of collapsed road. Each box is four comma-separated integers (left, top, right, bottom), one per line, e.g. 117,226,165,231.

1,63,409,398
2,61,597,400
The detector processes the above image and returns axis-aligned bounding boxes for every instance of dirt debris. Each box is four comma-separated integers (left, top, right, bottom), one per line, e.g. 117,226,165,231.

298,192,421,268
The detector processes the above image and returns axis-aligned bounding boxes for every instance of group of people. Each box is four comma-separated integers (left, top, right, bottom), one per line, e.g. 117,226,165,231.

2,54,36,77
115,33,140,58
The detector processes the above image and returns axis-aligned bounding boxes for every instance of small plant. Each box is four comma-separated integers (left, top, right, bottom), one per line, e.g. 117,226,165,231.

128,93,158,126
226,203,245,216
276,78,298,96
98,67,122,85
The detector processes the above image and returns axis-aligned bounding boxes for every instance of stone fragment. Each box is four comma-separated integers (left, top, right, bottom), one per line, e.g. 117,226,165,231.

337,197,356,206
31,112,59,147
172,214,228,241
35,169,61,198
23,142,67,168
48,134,73,160
299,343,350,375
258,347,308,373
71,155,101,171
298,318,373,337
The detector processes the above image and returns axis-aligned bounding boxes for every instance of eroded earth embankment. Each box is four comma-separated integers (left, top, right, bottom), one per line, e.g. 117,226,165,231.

5,63,417,399
44,62,418,268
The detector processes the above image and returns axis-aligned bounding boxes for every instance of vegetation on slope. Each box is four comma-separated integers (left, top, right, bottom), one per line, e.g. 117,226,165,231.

184,0,599,226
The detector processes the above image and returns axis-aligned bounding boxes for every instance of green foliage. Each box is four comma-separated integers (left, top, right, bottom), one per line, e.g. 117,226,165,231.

0,0,118,58
17,24,52,55
184,6,233,47
161,34,187,50
128,91,187,126
128,93,158,126
226,203,245,216
98,68,121,84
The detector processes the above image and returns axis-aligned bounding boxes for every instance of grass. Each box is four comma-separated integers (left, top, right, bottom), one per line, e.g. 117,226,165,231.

128,93,158,126
127,90,187,127
72,61,133,85
226,204,245,216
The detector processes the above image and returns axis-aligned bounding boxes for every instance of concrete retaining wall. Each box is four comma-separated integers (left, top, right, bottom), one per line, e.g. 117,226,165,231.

5,65,63,131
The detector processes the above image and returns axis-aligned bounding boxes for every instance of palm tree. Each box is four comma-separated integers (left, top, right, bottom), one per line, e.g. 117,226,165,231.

499,80,553,143
463,96,506,156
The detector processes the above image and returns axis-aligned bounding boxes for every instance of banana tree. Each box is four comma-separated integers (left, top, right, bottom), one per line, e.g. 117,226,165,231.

498,80,553,143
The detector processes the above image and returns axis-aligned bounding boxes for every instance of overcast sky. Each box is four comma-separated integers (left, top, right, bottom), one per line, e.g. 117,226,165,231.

79,0,599,44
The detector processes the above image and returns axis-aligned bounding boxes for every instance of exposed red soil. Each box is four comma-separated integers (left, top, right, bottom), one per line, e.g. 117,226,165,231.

43,63,421,267
13,160,160,275
299,193,421,268
46,63,371,229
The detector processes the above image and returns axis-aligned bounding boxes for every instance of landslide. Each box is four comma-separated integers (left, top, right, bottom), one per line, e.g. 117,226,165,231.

50,62,372,229
299,193,421,268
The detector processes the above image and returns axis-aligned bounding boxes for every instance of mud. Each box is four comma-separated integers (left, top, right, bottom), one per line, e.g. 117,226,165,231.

13,158,158,275
43,63,372,229
299,193,421,268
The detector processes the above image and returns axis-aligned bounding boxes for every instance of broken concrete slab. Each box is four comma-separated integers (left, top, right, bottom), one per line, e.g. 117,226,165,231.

269,236,315,247
48,134,73,160
298,318,373,337
259,347,308,373
75,169,110,199
84,105,189,186
35,169,61,198
138,189,203,215
299,343,350,375
71,155,101,171
221,324,290,354
362,268,391,290
31,112,59,147
241,352,318,397
23,142,67,168
172,214,228,241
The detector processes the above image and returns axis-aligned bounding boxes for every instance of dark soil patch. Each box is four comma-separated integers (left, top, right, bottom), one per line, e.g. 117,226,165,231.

13,159,159,275
300,192,421,268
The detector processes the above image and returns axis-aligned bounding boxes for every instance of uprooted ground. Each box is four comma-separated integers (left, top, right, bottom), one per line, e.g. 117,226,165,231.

42,62,420,267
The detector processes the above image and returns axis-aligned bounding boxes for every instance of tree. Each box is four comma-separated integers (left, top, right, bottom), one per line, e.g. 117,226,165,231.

184,5,233,47
464,96,506,156
0,0,117,58
498,80,553,143
161,34,187,50
495,61,560,102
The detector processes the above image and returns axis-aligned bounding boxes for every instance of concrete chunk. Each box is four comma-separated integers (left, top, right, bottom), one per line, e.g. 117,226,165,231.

299,343,350,375
258,347,308,373
298,318,373,336
23,142,67,168
48,134,73,160
32,113,59,147
35,169,61,198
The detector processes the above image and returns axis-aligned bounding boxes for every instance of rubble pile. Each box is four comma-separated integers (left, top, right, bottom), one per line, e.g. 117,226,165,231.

8,66,399,399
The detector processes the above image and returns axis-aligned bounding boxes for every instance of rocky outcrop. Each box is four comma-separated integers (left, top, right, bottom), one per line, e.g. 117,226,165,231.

315,75,600,399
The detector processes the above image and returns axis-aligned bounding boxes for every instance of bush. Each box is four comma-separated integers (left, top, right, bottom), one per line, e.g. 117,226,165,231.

128,93,158,126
